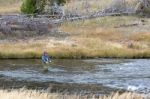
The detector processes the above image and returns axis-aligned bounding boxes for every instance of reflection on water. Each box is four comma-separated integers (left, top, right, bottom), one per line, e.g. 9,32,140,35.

0,59,149,93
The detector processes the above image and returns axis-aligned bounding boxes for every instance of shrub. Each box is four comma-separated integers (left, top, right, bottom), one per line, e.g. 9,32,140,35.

21,0,36,14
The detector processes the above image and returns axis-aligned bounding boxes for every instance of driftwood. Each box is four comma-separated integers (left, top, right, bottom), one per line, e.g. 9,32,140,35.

0,15,58,34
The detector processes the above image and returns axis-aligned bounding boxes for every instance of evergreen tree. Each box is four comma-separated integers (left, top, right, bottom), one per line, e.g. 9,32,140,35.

21,0,66,14
21,0,36,14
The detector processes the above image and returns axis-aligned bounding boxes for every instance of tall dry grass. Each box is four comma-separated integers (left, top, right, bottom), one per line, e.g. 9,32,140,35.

0,0,149,59
0,89,148,99
59,16,150,58
64,0,112,15
0,0,21,14
0,40,44,58
0,16,150,59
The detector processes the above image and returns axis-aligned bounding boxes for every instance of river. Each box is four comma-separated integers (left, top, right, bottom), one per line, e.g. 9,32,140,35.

0,59,149,94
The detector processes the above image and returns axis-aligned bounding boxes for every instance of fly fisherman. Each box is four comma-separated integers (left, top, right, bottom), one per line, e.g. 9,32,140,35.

41,51,51,72
42,51,51,64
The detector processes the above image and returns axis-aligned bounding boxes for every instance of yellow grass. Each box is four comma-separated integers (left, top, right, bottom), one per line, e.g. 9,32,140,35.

0,5,20,14
0,37,149,59
0,89,147,99
0,0,21,14
0,16,149,59
59,16,150,58
130,32,150,42
0,0,149,59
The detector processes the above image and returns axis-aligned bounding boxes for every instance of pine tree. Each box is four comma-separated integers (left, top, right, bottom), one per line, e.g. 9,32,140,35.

21,0,37,14
21,0,66,14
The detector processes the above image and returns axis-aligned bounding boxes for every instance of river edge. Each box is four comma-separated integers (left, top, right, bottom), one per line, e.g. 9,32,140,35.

0,59,128,95
1,17,150,59
0,77,126,95
0,35,150,59
0,59,150,97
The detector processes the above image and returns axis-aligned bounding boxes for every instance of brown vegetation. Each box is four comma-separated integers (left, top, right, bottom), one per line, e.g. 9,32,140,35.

0,1,150,59
0,0,21,14
0,89,147,99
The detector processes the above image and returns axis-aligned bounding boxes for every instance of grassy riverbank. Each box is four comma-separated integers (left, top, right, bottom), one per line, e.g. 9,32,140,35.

0,16,149,59
0,89,147,99
59,16,150,58
0,0,150,59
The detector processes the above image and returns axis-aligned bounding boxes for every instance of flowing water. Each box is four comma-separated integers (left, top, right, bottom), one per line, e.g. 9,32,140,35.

0,59,149,94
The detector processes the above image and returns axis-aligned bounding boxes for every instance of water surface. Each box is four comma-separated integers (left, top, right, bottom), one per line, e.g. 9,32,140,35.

0,59,149,93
